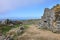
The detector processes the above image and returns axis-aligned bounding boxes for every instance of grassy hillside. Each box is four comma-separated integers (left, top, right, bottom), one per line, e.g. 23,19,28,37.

21,19,40,25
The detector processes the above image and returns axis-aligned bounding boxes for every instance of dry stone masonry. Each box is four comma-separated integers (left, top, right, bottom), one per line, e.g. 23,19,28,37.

39,4,60,33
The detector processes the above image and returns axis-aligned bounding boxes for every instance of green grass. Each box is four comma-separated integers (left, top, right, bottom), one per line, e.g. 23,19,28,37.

14,24,20,28
1,24,30,35
2,24,20,35
2,26,12,35
24,24,30,29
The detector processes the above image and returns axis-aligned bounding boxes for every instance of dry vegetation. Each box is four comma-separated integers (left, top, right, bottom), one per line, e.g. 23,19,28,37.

17,25,60,40
1,19,60,40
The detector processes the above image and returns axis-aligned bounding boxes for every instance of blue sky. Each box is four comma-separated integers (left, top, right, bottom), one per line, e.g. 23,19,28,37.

0,0,60,19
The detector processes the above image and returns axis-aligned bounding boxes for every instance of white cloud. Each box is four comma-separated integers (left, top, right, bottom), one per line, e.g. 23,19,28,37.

0,0,45,13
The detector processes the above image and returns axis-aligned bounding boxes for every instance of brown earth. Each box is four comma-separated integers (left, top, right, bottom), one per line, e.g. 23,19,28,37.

17,25,60,40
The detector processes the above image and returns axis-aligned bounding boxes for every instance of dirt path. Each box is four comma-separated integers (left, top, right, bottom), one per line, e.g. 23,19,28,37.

18,25,60,40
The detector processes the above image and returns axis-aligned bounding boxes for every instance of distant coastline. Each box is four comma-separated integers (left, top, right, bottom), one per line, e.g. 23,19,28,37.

0,17,40,21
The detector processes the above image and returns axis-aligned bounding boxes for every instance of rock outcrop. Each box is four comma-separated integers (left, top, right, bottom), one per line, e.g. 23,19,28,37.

39,4,60,33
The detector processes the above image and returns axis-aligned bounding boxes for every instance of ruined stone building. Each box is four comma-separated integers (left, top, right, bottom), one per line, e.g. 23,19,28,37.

40,4,60,32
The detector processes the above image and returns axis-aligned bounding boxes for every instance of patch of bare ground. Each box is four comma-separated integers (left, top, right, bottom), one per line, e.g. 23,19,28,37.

17,25,60,40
